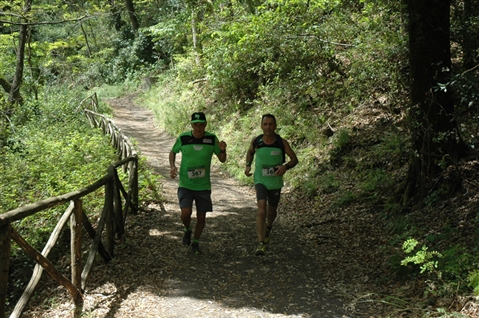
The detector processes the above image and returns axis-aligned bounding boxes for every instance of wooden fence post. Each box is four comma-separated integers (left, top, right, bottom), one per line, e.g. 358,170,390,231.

0,224,11,318
129,156,139,214
92,93,98,112
81,183,112,289
113,170,125,239
104,173,115,257
71,200,83,290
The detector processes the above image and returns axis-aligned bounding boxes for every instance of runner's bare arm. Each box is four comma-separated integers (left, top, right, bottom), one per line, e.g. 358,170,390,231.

169,151,178,179
217,139,227,163
244,138,256,177
275,139,298,176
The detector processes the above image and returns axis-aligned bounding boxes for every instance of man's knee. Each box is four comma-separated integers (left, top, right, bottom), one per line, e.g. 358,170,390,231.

181,208,192,217
257,208,267,218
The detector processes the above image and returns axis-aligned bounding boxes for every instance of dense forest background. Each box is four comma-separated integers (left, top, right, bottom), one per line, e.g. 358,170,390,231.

2,0,479,316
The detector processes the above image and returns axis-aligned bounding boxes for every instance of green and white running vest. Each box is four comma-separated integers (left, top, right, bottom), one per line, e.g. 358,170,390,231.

253,134,285,190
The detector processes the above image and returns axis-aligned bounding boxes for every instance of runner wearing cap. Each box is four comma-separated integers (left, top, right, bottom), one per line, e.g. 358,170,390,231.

169,112,227,254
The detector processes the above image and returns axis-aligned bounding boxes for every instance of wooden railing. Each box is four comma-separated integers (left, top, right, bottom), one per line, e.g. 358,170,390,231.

0,93,138,318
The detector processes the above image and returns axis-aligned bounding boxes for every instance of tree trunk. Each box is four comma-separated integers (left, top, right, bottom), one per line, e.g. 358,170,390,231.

80,23,92,57
461,0,479,69
191,9,201,66
124,0,139,32
404,0,465,203
8,0,31,106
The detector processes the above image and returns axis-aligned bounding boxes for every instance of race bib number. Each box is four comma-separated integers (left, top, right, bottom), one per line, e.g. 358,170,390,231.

262,166,276,177
188,167,206,179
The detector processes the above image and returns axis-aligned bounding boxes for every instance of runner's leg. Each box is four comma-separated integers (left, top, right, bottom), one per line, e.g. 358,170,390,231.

266,189,281,228
266,204,277,228
181,207,193,230
194,211,206,240
256,199,267,242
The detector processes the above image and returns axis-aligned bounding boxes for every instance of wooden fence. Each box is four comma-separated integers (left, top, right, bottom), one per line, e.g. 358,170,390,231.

0,93,138,318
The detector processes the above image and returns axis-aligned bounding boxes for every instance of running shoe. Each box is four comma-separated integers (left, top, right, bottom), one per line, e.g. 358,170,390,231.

255,242,266,256
182,229,192,246
264,227,272,244
191,242,201,255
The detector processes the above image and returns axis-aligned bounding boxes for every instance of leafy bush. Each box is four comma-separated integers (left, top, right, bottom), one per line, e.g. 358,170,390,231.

202,1,341,109
1,86,120,246
401,238,443,276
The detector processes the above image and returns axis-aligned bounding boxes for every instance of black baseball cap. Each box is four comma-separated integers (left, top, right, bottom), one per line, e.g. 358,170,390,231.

191,112,207,123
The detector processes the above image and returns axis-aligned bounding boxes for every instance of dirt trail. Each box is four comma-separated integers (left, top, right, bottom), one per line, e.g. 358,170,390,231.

24,95,350,318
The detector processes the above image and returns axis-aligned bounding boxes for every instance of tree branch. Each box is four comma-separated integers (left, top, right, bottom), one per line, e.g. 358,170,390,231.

0,15,89,26
298,34,355,47
0,10,125,27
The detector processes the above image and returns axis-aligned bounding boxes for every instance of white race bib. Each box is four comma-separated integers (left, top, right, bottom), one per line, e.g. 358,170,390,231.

188,167,206,179
262,166,276,177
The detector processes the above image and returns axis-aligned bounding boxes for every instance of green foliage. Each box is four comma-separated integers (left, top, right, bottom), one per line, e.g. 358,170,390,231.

318,170,340,194
0,34,17,76
382,211,410,239
447,71,479,149
1,86,118,249
202,0,343,108
332,190,356,209
103,31,159,84
401,238,443,276
2,132,114,212
333,129,350,149
398,238,479,300
137,71,200,135
329,129,350,167
467,270,479,295
358,168,393,199
439,245,475,281
146,12,190,68
137,154,163,202
375,133,407,162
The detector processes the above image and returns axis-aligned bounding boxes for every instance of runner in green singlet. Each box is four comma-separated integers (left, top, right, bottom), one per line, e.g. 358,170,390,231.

169,112,227,254
244,114,298,256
